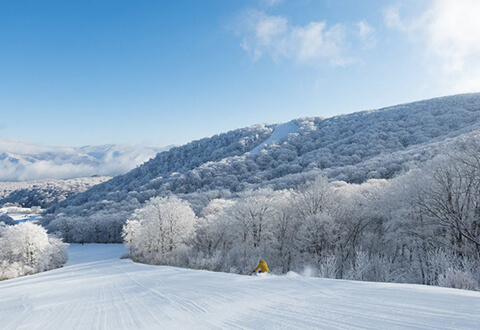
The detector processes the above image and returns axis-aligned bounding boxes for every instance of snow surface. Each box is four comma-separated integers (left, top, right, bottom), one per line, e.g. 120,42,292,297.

0,206,42,222
7,214,42,222
1,244,480,330
249,121,299,155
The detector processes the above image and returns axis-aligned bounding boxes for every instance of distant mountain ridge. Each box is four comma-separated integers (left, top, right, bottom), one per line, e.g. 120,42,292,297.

44,93,480,242
0,176,112,209
0,140,172,181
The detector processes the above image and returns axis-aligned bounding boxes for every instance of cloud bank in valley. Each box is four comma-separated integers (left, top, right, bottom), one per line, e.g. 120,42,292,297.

0,139,169,181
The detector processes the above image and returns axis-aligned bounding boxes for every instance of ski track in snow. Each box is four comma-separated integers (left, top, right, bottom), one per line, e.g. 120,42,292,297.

1,244,480,329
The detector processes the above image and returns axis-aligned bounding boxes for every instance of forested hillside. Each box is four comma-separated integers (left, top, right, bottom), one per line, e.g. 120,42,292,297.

0,176,111,209
44,93,480,246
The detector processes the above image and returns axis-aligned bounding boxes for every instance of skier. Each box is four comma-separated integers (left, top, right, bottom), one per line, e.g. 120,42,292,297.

252,259,269,275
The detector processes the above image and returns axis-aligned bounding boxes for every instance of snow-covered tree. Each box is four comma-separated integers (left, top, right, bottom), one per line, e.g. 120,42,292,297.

0,222,68,280
194,198,235,256
123,196,196,265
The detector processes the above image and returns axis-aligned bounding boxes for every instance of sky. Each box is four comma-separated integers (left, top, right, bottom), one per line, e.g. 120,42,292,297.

1,0,479,147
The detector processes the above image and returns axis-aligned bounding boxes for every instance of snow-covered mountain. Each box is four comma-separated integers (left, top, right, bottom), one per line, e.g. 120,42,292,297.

44,93,480,241
0,140,171,181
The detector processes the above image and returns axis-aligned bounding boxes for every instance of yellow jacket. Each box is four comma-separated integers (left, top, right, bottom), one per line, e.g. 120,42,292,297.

253,259,269,273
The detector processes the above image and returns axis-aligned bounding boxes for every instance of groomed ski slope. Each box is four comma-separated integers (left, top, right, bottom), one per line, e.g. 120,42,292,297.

249,121,299,155
1,245,480,330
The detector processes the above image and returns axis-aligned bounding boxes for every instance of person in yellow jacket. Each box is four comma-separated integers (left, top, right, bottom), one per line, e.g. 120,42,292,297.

252,259,269,274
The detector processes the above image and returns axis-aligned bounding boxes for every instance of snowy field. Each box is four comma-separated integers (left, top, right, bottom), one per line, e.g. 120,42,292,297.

249,120,299,155
1,245,480,330
0,206,42,222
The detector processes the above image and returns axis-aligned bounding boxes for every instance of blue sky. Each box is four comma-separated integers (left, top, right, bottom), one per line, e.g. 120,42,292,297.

1,0,479,147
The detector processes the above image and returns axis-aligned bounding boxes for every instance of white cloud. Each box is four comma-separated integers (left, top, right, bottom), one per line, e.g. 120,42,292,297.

384,0,480,93
254,15,288,46
294,22,344,61
236,10,355,66
383,5,407,30
358,21,374,38
357,21,376,48
262,0,284,7
0,139,169,181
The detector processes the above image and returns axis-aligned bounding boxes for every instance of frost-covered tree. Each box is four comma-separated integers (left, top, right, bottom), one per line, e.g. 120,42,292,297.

223,189,280,272
0,222,68,280
194,198,235,257
416,156,480,252
123,196,196,265
269,191,302,273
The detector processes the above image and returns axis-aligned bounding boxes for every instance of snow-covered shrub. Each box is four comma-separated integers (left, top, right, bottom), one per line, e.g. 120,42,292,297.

369,254,395,283
438,268,478,291
188,250,223,271
318,255,338,279
421,249,479,290
345,249,371,281
0,222,68,280
424,249,454,286
0,260,22,280
40,236,69,271
460,257,480,286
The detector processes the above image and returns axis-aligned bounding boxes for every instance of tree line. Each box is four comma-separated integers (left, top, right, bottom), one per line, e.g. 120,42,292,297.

123,138,480,290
